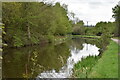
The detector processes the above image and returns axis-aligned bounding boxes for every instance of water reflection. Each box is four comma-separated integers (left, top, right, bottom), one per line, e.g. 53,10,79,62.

37,43,99,78
3,43,70,78
3,38,101,78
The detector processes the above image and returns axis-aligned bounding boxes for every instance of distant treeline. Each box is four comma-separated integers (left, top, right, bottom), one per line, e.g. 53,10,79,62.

72,21,115,37
72,3,119,37
2,2,72,47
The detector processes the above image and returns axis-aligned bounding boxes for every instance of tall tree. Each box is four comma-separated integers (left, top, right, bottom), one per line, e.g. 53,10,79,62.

2,2,72,47
112,4,120,37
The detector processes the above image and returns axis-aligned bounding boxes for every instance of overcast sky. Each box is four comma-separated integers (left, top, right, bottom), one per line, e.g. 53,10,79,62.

39,0,119,25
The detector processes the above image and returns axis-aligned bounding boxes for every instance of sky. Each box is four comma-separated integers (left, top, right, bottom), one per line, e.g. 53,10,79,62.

39,0,119,25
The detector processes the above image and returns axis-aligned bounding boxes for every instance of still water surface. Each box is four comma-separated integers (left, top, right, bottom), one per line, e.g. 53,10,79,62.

3,38,101,78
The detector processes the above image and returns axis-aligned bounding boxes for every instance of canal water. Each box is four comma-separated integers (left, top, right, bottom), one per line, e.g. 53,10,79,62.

2,38,103,78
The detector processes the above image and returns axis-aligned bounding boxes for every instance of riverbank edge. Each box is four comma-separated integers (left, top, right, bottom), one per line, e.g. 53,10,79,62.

3,35,101,48
71,35,101,39
3,35,71,48
72,40,119,78
88,40,119,78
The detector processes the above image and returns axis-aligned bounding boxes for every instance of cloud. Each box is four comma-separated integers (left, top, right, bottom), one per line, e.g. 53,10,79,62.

119,1,120,6
39,0,119,25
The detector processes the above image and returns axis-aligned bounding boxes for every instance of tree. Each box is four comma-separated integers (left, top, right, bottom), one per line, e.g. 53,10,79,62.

112,4,120,37
94,22,115,37
72,21,85,35
2,2,72,47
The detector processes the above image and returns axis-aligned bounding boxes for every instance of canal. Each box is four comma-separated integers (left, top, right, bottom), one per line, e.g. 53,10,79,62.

2,38,104,78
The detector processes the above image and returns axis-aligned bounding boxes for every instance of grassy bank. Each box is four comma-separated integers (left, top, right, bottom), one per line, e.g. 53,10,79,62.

73,56,100,78
88,40,119,78
73,40,119,78
113,37,120,39
72,35,101,39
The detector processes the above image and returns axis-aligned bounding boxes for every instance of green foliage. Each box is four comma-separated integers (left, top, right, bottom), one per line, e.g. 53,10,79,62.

84,27,96,35
30,36,39,44
100,33,111,49
53,3,72,35
46,35,54,43
83,21,116,37
112,5,120,37
2,2,72,47
73,56,99,78
13,34,23,47
84,22,115,37
72,21,85,35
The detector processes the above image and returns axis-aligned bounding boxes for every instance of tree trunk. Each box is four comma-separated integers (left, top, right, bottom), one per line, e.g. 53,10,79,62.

27,25,31,39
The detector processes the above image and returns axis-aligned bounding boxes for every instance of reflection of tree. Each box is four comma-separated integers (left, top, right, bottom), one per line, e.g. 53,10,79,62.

58,55,64,66
3,38,104,78
2,48,33,78
54,43,70,68
70,38,84,53
30,51,44,77
69,38,105,56
3,42,71,78
84,38,107,54
23,50,31,78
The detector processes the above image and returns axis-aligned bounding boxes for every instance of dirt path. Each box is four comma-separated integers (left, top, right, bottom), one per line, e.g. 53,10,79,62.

111,38,120,45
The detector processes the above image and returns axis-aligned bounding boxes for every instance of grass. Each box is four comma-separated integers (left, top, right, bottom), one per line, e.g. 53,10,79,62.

72,35,101,38
73,56,100,78
113,37,120,39
88,40,119,78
